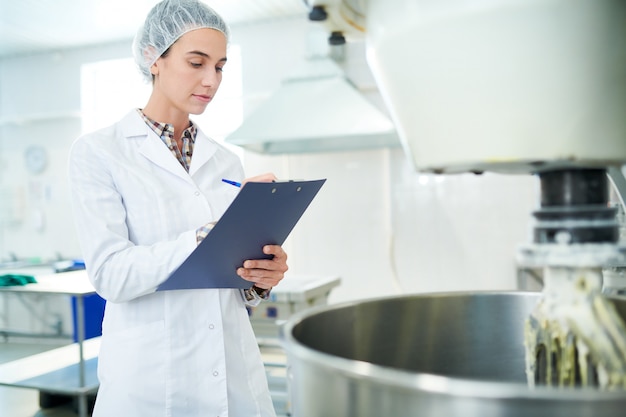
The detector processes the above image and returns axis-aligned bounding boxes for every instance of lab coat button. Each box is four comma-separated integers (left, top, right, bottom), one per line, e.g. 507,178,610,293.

208,324,215,329
213,371,219,377
194,191,200,196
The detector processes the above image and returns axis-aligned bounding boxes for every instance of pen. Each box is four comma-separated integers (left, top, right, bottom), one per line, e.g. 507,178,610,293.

222,179,241,187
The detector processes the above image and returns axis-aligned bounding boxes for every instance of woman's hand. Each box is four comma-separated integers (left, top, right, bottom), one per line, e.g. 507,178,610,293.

236,172,288,289
237,245,288,289
241,172,277,186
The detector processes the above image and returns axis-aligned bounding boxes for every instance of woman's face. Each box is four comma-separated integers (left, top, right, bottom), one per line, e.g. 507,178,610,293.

151,28,227,115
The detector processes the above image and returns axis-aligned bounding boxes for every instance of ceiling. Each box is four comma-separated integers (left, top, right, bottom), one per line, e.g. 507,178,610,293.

0,0,309,59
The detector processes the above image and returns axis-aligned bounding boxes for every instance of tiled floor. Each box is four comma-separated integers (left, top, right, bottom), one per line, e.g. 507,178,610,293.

0,340,81,417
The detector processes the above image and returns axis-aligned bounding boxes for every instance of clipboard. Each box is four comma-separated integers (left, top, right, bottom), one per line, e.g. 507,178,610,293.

157,179,326,291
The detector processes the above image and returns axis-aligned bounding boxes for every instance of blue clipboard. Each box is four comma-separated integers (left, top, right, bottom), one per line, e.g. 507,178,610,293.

157,179,326,291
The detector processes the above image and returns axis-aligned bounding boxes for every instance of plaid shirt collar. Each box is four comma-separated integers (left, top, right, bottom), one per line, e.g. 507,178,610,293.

137,109,197,172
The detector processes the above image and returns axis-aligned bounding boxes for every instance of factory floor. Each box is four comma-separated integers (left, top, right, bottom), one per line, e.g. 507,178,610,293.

0,340,79,417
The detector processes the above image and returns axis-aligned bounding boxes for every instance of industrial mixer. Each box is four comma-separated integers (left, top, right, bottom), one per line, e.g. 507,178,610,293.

281,0,626,415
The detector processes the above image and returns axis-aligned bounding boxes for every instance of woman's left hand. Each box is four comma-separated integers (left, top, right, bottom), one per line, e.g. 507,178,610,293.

237,245,288,289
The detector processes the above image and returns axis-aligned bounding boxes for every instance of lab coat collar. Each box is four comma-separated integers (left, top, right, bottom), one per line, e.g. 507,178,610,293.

119,110,218,182
188,129,218,177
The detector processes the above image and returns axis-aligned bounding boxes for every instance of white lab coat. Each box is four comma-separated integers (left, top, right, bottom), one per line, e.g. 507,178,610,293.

68,110,275,417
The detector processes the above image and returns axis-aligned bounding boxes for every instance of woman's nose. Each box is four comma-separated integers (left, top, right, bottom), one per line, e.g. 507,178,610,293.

202,68,220,87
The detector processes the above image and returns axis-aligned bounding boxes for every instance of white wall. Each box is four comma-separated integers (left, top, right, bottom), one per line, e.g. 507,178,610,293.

0,17,539,315
0,41,132,261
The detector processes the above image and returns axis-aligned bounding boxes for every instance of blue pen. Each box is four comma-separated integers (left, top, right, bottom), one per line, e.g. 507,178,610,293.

222,178,241,187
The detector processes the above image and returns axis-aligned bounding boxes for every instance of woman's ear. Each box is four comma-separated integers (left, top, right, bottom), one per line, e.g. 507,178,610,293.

150,60,159,77
143,46,159,76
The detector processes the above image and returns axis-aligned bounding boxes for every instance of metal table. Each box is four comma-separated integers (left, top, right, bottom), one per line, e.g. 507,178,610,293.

0,270,98,417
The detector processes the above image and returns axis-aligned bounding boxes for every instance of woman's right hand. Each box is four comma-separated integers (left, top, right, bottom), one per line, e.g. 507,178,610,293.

242,172,277,186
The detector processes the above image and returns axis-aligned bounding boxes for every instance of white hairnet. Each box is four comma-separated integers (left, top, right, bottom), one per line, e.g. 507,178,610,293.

133,0,230,82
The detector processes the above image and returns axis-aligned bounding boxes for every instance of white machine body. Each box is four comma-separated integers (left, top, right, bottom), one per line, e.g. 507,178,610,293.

306,0,626,174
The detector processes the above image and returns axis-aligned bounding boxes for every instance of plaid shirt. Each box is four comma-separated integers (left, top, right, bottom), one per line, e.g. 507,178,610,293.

138,109,196,172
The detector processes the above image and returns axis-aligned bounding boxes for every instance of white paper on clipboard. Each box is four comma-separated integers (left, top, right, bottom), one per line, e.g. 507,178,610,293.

157,179,326,291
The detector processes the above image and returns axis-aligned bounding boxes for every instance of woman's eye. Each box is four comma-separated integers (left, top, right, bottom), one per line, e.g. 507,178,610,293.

190,62,202,68
216,66,224,73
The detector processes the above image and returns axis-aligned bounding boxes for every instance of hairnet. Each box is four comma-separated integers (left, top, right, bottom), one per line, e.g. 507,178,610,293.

133,0,230,82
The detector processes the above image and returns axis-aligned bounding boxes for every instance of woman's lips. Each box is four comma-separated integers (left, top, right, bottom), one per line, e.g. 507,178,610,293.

193,94,212,103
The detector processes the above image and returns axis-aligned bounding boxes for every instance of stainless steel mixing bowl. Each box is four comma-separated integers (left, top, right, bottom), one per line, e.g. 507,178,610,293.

280,292,626,416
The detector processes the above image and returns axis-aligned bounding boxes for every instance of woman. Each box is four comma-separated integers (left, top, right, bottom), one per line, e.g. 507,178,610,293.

68,1,286,415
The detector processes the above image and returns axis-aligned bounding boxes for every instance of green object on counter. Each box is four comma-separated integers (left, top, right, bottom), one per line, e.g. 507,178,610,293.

0,274,37,286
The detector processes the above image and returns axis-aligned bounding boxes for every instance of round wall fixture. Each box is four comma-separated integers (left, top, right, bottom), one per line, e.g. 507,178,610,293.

24,145,48,174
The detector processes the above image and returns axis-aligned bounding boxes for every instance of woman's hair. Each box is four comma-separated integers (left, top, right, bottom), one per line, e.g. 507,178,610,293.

132,0,229,83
